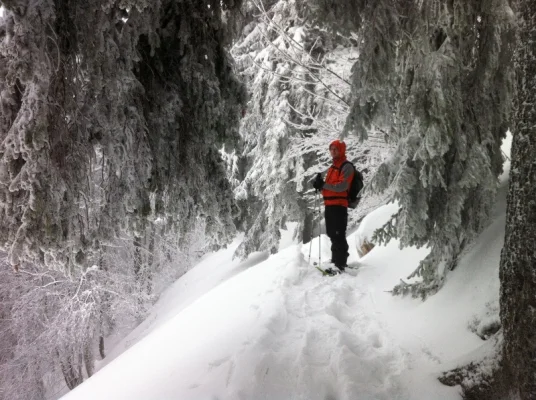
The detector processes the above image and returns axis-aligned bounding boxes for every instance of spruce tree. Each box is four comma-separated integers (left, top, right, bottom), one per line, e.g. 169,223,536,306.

310,0,516,297
231,0,386,257
231,0,335,257
0,0,244,272
499,0,536,396
0,0,245,396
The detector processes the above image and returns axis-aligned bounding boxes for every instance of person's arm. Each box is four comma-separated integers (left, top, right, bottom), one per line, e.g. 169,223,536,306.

322,163,353,192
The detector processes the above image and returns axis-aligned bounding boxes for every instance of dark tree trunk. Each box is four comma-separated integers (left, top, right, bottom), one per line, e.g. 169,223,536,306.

99,336,105,360
499,1,536,398
59,353,83,390
146,225,155,295
302,210,313,244
133,235,143,280
84,345,94,378
133,235,144,321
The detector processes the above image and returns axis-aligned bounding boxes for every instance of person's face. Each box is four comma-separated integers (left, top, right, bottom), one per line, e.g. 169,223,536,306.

330,145,340,159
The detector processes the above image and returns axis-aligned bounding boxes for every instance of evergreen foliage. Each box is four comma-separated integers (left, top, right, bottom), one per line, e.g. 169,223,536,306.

231,0,337,257
231,0,390,258
311,0,516,296
0,0,244,396
0,0,244,272
499,0,536,396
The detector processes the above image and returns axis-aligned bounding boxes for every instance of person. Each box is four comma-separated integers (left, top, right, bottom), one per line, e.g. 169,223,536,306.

312,140,354,274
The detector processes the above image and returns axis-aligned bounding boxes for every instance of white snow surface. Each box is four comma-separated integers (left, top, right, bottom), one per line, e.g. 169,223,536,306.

61,138,512,400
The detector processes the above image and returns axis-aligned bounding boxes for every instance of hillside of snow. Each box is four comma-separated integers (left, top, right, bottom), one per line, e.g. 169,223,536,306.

60,139,511,400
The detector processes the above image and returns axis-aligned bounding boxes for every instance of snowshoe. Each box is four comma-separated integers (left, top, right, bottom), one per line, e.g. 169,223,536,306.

315,265,343,276
325,267,343,276
312,260,346,276
315,266,330,276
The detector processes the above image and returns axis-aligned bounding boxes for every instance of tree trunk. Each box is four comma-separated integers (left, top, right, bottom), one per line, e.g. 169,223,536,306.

84,345,94,378
499,1,536,398
59,353,84,390
99,336,105,360
302,210,313,244
133,235,144,321
133,235,143,280
146,224,155,295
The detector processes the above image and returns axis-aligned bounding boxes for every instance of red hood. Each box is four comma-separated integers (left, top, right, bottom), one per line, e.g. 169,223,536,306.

330,140,347,164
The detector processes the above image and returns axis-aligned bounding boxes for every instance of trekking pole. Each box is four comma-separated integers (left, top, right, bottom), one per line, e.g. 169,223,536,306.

308,192,315,264
317,190,321,267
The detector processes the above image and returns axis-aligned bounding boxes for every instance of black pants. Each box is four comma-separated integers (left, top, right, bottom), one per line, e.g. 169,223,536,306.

325,205,349,267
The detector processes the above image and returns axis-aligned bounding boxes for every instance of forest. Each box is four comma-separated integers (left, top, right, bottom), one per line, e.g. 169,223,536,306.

0,0,534,399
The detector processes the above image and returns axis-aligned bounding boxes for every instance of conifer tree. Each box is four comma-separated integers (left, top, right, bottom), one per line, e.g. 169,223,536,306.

0,0,244,396
0,0,244,271
500,0,536,396
231,0,333,256
311,0,515,296
231,0,387,257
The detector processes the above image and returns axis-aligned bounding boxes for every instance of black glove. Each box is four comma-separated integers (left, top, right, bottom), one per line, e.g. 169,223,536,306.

312,173,324,190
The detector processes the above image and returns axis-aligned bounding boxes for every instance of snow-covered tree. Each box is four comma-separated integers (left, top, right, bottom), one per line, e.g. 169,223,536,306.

499,0,536,396
231,0,390,258
0,0,244,273
0,218,209,400
230,0,326,257
0,0,245,396
311,0,516,297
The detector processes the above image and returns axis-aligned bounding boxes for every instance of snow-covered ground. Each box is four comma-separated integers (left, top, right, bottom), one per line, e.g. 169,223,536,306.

60,138,511,400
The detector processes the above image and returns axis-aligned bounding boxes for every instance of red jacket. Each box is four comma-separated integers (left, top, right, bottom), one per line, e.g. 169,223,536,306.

322,140,354,207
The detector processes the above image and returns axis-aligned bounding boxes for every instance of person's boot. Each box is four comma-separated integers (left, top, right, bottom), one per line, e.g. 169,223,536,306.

335,263,347,272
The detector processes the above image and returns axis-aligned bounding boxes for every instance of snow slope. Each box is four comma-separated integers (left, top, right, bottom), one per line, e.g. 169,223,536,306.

61,139,511,400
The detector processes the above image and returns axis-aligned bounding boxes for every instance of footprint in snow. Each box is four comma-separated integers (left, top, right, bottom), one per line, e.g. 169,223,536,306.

208,355,231,370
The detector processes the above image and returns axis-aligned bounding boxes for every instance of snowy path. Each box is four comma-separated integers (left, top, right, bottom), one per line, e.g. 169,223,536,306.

238,257,408,400
169,245,411,400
